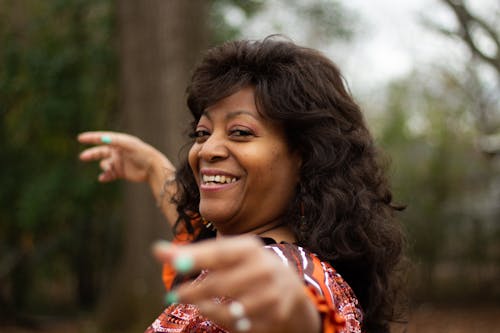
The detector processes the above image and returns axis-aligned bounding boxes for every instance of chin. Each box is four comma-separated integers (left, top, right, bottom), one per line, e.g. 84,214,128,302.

199,206,229,224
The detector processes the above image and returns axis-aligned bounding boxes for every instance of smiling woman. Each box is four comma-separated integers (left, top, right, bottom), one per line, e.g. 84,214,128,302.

78,36,405,333
188,87,301,237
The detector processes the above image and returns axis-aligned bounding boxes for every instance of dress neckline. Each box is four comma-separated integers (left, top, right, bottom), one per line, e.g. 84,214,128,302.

259,236,277,245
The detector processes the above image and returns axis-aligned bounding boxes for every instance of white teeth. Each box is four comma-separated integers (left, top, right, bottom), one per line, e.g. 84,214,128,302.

202,174,236,184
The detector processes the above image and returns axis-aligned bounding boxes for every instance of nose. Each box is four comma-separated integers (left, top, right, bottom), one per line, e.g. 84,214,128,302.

197,132,229,162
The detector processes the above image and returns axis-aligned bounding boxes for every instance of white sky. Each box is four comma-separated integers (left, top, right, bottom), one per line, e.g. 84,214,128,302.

331,0,465,92
231,0,499,94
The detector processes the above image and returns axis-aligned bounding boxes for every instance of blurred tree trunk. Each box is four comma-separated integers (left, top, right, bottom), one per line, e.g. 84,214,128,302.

98,1,210,330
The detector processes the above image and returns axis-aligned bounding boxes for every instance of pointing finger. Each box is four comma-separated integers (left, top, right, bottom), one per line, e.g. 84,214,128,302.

153,236,264,273
78,131,139,150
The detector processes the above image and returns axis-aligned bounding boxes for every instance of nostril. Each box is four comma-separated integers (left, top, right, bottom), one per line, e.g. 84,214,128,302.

198,138,229,162
209,155,224,162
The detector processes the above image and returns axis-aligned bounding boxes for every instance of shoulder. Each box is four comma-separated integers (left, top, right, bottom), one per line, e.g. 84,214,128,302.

264,243,364,332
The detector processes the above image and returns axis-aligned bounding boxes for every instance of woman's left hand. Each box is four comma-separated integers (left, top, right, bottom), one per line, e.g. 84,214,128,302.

153,236,321,333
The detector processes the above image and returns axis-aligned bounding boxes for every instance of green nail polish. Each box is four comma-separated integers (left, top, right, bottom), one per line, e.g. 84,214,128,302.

101,135,112,144
165,291,178,305
173,254,194,274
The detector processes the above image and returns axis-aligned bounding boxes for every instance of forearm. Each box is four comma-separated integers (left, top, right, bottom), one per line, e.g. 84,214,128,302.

146,151,178,227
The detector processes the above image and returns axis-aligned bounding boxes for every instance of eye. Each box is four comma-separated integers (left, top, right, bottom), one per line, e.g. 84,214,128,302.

189,129,210,142
229,129,254,138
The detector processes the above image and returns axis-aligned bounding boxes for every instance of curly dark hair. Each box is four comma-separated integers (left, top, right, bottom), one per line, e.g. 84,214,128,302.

172,36,406,333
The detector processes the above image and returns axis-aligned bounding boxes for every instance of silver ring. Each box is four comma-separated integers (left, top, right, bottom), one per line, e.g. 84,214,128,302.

229,301,251,332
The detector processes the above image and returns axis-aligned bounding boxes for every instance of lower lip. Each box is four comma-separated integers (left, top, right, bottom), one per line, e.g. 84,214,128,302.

199,180,239,192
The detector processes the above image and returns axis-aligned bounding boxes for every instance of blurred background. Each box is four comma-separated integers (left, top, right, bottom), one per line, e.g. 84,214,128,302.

0,0,499,332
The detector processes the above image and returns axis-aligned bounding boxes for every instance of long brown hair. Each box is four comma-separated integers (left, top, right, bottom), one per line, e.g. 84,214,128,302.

173,36,406,333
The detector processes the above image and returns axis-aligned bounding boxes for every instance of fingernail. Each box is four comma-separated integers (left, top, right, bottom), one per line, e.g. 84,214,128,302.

165,291,178,305
152,240,172,257
101,135,112,144
173,254,194,274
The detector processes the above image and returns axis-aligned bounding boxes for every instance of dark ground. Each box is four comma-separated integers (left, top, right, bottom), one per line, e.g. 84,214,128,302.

2,305,500,333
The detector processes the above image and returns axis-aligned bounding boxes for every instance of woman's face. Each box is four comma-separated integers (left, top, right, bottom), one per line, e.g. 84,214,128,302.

188,87,301,235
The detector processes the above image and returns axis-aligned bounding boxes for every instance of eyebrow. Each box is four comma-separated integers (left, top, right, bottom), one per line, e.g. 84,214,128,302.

202,110,259,121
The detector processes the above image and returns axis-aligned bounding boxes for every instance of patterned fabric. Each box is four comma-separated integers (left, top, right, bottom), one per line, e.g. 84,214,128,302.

265,243,363,332
146,300,227,333
146,241,363,333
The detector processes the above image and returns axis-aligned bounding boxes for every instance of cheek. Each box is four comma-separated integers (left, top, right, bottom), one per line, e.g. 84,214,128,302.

270,147,300,186
243,148,276,177
253,146,293,184
264,148,281,175
188,145,199,179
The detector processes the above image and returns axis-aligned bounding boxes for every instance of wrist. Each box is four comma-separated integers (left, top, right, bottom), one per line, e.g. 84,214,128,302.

146,149,175,187
146,150,176,208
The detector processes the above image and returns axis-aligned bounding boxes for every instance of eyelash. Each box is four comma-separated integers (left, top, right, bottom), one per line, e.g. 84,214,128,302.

189,129,254,141
189,130,210,139
230,129,253,137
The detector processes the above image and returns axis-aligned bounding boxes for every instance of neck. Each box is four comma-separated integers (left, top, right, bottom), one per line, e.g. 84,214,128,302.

247,219,285,236
217,219,296,243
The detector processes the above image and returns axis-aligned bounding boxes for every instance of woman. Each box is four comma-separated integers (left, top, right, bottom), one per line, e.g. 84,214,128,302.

79,36,405,333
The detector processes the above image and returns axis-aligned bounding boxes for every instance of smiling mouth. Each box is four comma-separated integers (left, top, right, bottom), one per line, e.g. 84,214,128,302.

202,174,237,185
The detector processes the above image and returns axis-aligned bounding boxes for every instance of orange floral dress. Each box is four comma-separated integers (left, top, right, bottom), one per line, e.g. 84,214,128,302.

145,224,363,333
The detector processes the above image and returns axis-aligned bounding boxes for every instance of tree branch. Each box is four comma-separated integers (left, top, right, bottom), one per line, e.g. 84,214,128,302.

440,0,500,74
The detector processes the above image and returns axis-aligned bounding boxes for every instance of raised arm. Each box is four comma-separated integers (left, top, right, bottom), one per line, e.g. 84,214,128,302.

78,131,178,227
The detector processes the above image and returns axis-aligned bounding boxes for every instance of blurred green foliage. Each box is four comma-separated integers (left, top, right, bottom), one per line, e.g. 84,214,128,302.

377,69,500,303
0,0,121,319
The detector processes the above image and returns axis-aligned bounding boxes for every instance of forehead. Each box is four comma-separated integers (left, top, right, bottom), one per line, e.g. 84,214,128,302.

203,87,259,117
199,87,289,136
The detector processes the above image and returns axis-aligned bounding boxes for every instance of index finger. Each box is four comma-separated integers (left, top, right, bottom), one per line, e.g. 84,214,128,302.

153,236,264,273
77,131,135,148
